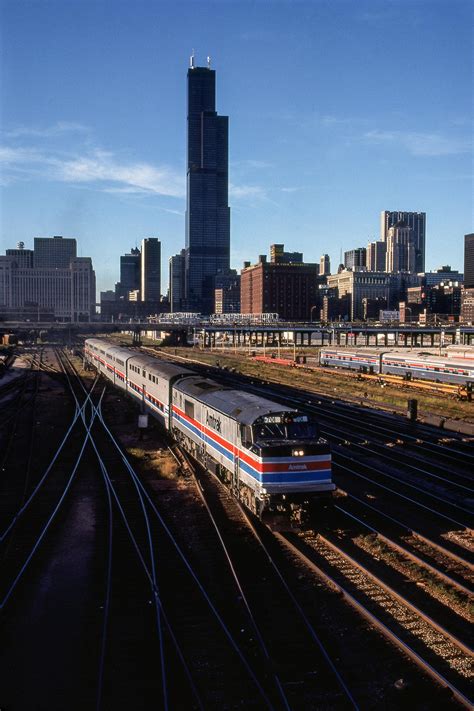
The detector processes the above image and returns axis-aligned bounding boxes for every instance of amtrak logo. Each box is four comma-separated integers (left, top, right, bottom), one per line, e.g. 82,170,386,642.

206,412,222,433
289,464,308,471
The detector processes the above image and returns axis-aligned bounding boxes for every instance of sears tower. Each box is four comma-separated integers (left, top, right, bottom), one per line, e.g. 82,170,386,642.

185,57,230,314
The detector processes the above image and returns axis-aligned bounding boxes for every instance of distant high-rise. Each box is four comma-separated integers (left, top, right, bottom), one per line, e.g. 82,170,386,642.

169,249,186,312
381,211,426,273
140,238,161,302
120,247,141,294
33,236,77,269
6,244,34,268
385,222,416,273
464,233,474,288
270,244,303,264
344,248,366,270
367,240,387,272
185,57,230,314
320,254,330,276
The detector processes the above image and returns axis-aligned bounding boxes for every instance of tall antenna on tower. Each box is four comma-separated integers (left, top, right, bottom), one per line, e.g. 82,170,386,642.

190,49,195,69
207,55,211,69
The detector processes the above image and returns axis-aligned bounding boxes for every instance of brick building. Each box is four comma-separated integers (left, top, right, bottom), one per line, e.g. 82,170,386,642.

240,254,319,321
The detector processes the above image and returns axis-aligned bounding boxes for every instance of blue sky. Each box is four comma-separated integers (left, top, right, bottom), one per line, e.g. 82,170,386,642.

1,0,472,295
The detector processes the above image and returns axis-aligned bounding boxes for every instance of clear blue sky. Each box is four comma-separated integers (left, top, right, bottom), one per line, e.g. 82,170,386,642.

1,0,472,295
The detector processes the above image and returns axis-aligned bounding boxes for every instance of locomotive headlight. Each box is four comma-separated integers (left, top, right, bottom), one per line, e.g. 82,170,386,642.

292,449,305,457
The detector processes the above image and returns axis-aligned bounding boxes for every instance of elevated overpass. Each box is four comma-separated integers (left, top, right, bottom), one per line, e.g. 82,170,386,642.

1,319,473,348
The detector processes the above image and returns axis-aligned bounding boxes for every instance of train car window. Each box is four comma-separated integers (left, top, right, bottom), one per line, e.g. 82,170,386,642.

184,400,194,419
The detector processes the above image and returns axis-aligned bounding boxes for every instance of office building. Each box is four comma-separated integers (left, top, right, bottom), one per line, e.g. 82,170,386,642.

121,247,141,291
169,249,186,312
381,211,426,272
421,266,463,287
464,234,474,288
185,58,230,314
461,288,474,323
385,222,416,273
270,244,303,264
214,269,240,314
140,238,161,302
0,244,95,322
320,254,330,276
344,248,366,270
366,240,387,272
241,250,319,321
33,236,77,269
326,270,395,321
6,243,34,268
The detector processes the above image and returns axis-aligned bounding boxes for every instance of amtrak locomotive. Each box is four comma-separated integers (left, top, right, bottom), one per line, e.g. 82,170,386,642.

85,339,334,522
320,348,474,386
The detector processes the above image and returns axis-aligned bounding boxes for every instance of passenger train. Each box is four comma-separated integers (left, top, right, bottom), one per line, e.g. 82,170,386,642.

320,348,474,386
85,339,334,523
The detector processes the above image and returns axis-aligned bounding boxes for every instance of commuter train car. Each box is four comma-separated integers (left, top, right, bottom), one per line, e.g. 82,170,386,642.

84,338,333,522
84,338,193,430
320,348,474,386
319,349,382,374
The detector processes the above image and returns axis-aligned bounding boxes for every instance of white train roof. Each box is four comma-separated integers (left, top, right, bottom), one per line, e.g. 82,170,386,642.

174,376,297,425
128,353,194,379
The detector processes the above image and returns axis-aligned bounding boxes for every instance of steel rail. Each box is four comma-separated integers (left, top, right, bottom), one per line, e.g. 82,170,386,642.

276,533,473,710
87,401,171,711
315,533,474,658
0,403,99,610
94,401,272,709
333,504,474,599
231,499,359,710
187,455,292,711
0,379,98,542
333,448,474,517
334,458,472,531
336,487,474,574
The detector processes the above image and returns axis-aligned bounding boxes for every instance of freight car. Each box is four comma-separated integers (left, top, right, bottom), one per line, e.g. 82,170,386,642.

85,338,333,523
320,348,474,386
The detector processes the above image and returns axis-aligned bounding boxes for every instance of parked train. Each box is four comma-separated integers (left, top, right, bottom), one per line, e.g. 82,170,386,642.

319,348,474,386
85,339,334,523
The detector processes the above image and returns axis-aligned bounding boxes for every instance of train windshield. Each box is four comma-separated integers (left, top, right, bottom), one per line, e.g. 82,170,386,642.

252,414,318,442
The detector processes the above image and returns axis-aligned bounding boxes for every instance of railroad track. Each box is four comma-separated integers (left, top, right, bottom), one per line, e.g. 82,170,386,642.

335,489,474,594
279,531,473,709
185,451,358,709
3,349,303,709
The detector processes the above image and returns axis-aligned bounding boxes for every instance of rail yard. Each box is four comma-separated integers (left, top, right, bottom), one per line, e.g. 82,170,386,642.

0,339,472,710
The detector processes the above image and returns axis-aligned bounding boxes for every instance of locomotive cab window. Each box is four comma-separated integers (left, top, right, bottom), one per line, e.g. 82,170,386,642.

252,414,318,441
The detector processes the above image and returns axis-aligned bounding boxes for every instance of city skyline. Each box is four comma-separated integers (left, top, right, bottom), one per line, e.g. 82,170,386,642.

0,0,472,296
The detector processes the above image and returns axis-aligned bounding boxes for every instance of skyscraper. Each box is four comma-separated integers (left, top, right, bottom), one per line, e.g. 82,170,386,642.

385,222,416,273
121,247,141,292
344,248,366,270
169,249,186,312
366,240,387,272
380,211,426,273
185,57,230,314
320,254,331,276
464,233,474,288
140,238,161,302
116,247,141,300
34,236,77,268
